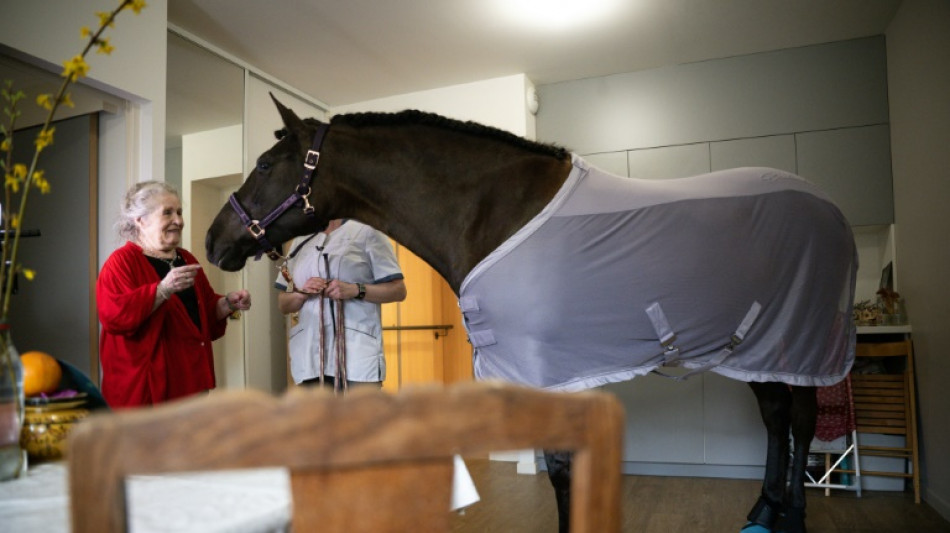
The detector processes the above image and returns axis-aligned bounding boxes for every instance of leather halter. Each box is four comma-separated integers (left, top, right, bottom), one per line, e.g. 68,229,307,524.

228,123,329,261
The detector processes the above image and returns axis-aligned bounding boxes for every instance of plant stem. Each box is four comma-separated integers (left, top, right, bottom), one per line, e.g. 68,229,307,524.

0,1,132,321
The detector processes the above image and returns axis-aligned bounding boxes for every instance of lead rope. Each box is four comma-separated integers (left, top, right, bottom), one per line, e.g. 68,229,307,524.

317,295,346,393
318,293,327,387
318,251,347,394
335,299,347,393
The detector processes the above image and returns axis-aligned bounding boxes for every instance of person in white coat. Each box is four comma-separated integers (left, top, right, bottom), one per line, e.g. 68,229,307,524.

275,219,406,390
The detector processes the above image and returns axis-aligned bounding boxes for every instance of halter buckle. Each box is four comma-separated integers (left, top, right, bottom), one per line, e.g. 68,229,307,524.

247,221,266,239
304,149,320,170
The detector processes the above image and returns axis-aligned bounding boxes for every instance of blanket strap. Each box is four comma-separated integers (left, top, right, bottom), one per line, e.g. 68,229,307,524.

645,302,681,365
650,301,762,381
459,296,497,348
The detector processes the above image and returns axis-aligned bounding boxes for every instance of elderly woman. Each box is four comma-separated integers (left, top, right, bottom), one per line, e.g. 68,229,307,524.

97,181,251,407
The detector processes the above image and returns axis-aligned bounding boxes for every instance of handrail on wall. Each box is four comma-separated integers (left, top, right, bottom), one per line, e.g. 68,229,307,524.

383,324,454,339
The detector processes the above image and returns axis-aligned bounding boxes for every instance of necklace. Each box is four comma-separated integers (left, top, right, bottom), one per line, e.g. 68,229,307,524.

143,250,179,268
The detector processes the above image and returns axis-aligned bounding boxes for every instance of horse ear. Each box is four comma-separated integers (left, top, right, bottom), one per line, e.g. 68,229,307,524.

270,93,307,138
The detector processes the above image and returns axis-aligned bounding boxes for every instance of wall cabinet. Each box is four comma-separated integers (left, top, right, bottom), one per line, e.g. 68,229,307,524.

796,125,894,226
603,371,767,477
582,124,894,227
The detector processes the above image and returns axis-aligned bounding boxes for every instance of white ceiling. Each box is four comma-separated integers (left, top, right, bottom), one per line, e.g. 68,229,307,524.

168,0,903,107
2,1,903,146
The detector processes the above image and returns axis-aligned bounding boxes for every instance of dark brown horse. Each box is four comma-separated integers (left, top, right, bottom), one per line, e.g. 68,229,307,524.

206,97,856,533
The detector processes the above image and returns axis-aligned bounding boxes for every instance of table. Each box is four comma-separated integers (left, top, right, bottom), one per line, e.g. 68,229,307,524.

0,456,479,532
0,462,291,532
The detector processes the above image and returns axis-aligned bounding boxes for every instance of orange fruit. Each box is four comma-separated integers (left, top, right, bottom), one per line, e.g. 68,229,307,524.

20,351,62,396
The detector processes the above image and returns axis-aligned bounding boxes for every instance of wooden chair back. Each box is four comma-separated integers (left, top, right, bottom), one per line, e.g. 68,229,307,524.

68,381,624,532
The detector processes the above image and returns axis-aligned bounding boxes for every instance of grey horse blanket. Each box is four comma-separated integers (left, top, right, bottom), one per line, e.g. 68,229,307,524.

459,156,857,392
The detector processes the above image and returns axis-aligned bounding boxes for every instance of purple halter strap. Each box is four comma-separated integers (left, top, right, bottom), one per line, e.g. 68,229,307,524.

228,123,330,261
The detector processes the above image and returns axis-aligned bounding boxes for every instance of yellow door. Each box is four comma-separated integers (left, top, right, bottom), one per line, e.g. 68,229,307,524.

382,242,472,391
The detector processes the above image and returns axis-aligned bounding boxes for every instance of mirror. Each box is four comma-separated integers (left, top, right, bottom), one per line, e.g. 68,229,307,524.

165,31,245,389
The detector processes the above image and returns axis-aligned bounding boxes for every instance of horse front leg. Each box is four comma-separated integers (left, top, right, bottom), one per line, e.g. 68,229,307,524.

745,382,792,533
781,385,817,533
543,450,572,533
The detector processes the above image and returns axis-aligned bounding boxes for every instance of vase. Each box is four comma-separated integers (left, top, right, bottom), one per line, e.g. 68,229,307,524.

0,323,26,481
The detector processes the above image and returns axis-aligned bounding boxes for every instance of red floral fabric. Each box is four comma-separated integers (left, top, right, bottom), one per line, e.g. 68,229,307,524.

814,376,856,442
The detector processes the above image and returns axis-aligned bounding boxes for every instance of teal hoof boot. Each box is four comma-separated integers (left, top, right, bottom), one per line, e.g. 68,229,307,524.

741,524,773,533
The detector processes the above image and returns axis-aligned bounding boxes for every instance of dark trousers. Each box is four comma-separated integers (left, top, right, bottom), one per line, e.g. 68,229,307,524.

300,376,382,392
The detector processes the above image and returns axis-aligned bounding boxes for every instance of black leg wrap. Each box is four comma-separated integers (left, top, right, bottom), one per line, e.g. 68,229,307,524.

543,450,573,533
777,506,807,533
746,496,782,530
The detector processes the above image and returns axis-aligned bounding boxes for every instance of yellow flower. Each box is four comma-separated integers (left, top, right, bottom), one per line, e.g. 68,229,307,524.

36,93,54,111
61,55,90,82
12,163,27,180
5,164,27,193
60,93,75,108
96,11,115,28
96,38,115,55
31,169,51,194
10,214,20,229
35,127,55,152
22,269,35,281
0,139,10,152
4,173,19,193
127,0,148,14
80,26,91,38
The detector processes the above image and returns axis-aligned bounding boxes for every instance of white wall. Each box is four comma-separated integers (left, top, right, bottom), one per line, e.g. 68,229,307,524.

0,0,168,183
181,125,243,249
331,74,537,138
886,0,950,519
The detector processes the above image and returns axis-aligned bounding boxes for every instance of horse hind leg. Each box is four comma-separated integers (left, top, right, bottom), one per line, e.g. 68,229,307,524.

543,450,572,533
744,381,792,533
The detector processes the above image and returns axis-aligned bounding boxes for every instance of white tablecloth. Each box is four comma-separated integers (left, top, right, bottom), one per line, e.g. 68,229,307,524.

0,462,291,533
0,457,478,532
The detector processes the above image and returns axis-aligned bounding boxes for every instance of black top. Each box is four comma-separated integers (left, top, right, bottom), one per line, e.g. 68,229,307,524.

145,254,201,328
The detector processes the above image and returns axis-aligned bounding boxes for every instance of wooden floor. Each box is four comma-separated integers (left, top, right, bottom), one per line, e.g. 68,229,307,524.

451,458,950,532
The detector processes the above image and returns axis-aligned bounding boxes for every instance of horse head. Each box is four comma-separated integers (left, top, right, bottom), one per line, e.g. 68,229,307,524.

206,96,333,271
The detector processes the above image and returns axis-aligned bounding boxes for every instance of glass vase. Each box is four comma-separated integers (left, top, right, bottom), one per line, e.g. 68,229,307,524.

0,322,26,480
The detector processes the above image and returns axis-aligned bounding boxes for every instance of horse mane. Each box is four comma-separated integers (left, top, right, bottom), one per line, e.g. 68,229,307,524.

329,110,570,160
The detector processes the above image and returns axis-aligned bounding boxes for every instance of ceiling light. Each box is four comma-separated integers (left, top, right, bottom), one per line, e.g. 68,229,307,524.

494,0,624,31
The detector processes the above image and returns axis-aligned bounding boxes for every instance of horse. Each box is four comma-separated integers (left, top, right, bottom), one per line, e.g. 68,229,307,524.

206,96,857,533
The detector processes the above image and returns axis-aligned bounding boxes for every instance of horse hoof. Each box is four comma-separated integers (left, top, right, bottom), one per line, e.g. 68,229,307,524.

740,523,772,533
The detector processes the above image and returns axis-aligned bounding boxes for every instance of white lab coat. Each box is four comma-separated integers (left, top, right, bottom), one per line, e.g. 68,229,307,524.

275,220,402,383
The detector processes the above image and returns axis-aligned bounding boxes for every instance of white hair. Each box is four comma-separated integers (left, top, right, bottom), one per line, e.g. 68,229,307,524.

116,181,180,242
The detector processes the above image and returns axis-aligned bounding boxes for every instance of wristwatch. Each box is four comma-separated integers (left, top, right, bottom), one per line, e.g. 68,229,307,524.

355,282,366,300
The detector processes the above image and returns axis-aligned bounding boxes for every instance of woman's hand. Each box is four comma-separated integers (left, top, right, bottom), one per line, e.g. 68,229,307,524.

158,264,201,299
277,277,326,314
226,290,252,311
298,276,328,295
218,290,251,319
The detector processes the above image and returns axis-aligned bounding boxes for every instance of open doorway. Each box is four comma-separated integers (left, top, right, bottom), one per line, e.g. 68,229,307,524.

190,174,245,390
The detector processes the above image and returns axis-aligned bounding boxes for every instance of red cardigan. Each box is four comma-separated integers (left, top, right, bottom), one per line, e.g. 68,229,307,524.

97,242,227,408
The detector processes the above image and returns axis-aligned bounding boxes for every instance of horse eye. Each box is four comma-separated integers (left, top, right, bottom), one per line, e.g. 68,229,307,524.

257,160,272,172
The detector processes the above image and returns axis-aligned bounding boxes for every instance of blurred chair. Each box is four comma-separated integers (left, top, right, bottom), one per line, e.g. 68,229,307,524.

68,381,624,533
805,375,862,496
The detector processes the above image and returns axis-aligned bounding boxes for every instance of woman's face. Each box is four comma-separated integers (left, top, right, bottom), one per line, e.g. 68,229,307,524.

136,193,184,252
